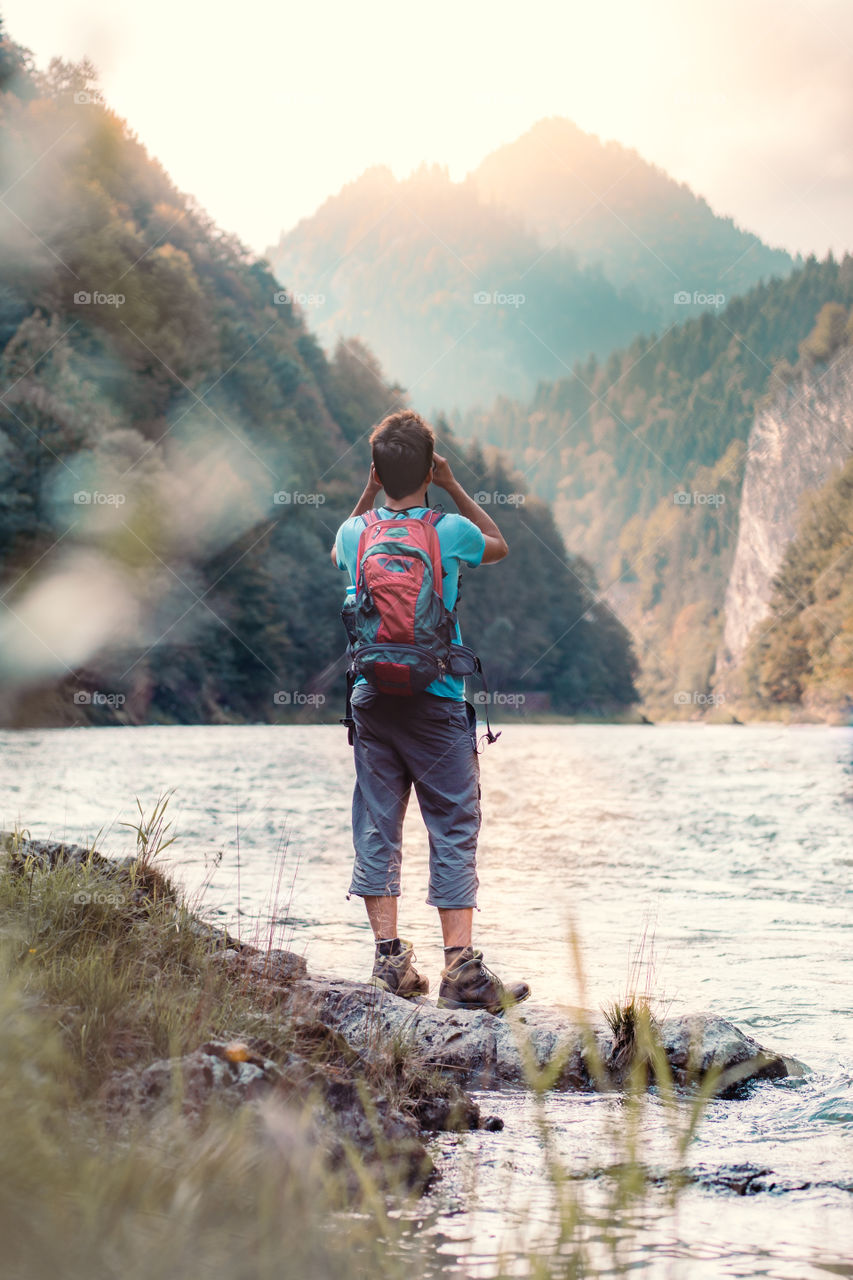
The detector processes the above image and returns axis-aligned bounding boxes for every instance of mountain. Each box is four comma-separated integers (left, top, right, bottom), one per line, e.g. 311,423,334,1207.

265,163,658,413
456,256,853,713
0,36,638,725
471,117,797,313
265,118,796,413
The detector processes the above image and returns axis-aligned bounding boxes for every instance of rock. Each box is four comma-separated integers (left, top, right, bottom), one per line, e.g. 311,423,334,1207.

182,916,257,953
716,345,853,683
103,1038,283,1119
411,1093,480,1132
208,945,309,984
280,977,804,1097
5,830,805,1103
101,1031,437,1191
660,1015,806,1097
245,948,308,982
1,831,177,906
1,831,109,871
690,1162,828,1196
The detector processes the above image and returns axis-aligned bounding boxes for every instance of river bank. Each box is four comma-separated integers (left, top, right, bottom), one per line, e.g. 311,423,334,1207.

3,724,850,1278
4,689,850,730
0,826,815,1271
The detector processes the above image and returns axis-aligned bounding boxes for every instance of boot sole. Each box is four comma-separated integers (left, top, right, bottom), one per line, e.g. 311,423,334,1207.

437,990,530,1015
367,976,430,999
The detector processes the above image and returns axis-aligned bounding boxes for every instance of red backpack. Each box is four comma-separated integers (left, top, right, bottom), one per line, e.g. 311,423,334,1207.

340,509,498,742
342,509,455,694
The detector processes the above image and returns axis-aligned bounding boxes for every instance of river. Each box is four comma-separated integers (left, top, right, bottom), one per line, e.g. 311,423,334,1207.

3,723,851,1277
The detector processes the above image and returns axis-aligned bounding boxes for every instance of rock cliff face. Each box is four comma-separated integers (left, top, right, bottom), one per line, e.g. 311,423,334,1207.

717,347,853,682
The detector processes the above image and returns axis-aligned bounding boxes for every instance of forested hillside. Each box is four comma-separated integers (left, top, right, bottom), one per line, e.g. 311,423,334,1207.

458,257,853,709
0,34,637,725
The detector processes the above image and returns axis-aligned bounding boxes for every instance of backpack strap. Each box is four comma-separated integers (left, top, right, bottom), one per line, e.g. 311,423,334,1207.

354,510,381,588
472,654,501,746
340,666,356,746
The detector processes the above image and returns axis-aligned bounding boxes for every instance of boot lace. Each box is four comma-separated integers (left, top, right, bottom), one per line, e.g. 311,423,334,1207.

474,953,504,991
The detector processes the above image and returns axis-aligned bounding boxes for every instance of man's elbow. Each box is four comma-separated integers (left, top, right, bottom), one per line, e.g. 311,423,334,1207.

482,538,509,565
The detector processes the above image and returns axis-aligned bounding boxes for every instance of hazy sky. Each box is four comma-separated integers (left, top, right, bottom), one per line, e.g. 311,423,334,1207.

5,0,852,258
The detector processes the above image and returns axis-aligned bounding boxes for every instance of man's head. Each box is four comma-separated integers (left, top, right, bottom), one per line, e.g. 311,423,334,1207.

370,411,434,499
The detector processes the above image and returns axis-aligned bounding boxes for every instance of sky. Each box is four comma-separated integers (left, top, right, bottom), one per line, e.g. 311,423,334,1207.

4,0,852,259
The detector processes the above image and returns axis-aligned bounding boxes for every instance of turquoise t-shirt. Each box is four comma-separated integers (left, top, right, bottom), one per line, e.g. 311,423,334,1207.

335,506,486,699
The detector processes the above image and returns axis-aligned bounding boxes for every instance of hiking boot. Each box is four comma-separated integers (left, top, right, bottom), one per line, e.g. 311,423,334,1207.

368,939,429,999
437,948,530,1015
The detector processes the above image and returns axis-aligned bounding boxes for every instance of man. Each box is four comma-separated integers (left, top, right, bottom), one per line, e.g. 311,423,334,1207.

332,409,530,1013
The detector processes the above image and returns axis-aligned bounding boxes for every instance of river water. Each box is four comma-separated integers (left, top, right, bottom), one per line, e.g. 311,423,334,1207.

2,723,852,1277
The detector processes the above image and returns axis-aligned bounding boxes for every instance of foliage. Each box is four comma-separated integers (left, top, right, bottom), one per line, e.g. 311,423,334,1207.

0,830,445,1279
457,258,853,708
0,51,638,723
799,300,850,363
0,826,726,1280
442,430,639,711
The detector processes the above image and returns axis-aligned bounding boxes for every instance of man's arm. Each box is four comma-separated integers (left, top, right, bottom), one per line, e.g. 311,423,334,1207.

432,453,508,563
330,465,383,565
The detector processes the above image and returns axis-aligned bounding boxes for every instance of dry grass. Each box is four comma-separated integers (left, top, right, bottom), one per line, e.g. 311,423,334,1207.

0,812,724,1280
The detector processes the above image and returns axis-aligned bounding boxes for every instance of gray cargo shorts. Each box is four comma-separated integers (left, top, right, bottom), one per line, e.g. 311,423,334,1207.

348,684,481,909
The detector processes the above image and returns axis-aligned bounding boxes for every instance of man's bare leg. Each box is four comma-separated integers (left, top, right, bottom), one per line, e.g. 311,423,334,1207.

364,896,429,996
438,907,473,949
364,895,398,940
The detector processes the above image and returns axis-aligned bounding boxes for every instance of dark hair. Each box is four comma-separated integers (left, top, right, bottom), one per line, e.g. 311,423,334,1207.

370,411,434,499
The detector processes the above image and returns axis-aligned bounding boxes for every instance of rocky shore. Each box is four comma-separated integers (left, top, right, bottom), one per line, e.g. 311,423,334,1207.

0,830,808,1192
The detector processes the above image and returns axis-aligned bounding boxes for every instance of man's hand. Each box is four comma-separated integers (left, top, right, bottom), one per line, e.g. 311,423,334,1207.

331,463,384,564
431,453,454,489
351,464,382,516
433,450,508,564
